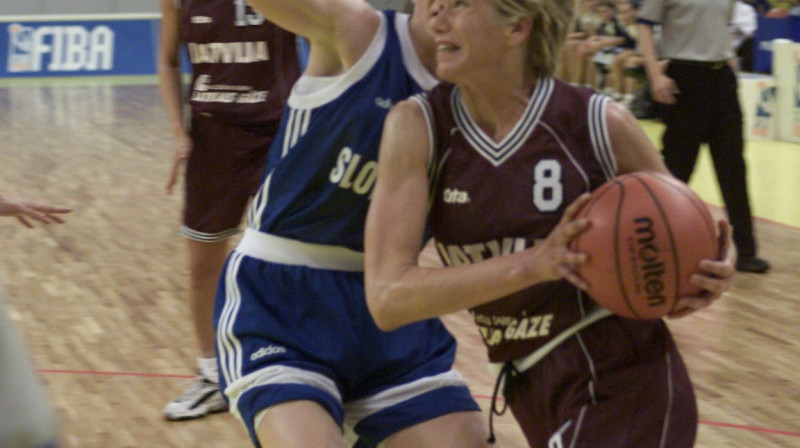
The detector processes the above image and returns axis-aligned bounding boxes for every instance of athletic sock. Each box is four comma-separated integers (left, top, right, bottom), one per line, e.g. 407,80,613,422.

197,356,219,384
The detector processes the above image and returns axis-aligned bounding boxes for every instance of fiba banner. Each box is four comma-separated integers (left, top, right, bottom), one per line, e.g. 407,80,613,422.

0,14,160,78
772,39,800,143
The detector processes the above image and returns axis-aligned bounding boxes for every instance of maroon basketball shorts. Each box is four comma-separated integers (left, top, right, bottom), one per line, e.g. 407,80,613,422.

504,317,697,448
182,114,276,242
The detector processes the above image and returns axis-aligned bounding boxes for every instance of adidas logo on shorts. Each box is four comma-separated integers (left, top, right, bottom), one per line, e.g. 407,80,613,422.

250,345,288,361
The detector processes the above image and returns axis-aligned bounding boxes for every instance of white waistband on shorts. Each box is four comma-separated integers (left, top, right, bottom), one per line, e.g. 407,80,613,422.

236,228,365,272
489,306,613,377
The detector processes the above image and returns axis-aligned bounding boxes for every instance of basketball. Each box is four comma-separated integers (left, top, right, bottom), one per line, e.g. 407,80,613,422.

571,172,718,320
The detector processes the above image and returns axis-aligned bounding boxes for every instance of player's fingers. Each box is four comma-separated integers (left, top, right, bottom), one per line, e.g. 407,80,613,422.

562,251,587,267
16,215,33,229
166,157,183,194
32,205,71,215
689,272,729,299
557,218,589,246
561,193,591,221
559,265,588,291
46,213,66,224
20,205,51,224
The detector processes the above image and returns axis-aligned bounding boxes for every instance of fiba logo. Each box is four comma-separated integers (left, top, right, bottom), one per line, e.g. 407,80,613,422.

7,23,35,72
6,22,115,73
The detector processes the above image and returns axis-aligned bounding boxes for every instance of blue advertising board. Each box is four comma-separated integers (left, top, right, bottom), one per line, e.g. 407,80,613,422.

754,15,800,74
0,14,162,78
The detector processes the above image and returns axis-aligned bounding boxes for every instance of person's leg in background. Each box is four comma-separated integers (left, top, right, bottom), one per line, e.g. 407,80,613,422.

706,66,769,273
660,63,706,182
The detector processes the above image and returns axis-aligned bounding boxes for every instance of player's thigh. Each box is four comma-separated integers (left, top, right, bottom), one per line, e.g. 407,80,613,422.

258,400,347,448
383,410,488,448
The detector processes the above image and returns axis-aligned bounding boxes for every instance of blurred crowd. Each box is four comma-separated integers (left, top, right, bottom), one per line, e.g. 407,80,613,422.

555,0,760,118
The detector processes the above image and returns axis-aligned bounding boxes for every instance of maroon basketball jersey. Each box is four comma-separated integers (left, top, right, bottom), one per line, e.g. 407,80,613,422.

180,0,301,126
416,79,617,362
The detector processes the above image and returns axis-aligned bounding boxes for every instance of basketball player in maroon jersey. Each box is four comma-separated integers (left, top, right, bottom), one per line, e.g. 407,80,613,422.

365,0,735,447
158,0,301,420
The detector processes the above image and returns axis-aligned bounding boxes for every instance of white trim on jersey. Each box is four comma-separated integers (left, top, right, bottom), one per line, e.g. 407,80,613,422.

452,78,555,168
588,95,617,180
395,14,438,91
287,12,388,110
237,229,365,271
488,306,612,377
283,107,312,157
248,170,272,230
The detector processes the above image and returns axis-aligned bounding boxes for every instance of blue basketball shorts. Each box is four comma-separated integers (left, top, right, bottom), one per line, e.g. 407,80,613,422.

214,248,479,448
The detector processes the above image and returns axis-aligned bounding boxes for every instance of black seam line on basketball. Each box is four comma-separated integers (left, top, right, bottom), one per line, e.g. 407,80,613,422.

634,173,681,314
656,174,718,259
611,178,640,318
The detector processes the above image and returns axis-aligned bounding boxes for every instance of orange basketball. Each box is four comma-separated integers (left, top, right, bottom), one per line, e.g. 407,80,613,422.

571,172,718,319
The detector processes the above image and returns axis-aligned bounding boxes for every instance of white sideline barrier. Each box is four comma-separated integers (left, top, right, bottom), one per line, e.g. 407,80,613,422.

772,38,800,143
738,73,776,140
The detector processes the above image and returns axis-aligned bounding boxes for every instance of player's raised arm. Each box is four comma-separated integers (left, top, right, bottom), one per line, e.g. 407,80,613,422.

244,0,382,75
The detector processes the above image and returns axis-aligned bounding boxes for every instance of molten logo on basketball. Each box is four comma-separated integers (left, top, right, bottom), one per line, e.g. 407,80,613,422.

633,217,666,307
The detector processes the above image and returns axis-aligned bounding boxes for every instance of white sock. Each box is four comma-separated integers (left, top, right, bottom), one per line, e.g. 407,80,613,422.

197,356,219,383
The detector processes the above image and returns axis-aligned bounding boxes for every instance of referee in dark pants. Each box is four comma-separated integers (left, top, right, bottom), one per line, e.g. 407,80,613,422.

637,0,769,273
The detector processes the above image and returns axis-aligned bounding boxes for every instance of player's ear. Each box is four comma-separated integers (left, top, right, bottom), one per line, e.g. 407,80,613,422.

506,16,532,47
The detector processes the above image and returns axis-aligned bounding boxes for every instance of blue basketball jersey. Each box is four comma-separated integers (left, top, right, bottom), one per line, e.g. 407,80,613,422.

246,10,437,252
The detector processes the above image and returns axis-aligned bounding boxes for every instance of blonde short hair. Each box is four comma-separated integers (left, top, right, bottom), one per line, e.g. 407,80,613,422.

493,0,576,78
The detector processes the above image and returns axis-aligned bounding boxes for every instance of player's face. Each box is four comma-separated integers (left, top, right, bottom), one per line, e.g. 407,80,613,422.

427,0,509,83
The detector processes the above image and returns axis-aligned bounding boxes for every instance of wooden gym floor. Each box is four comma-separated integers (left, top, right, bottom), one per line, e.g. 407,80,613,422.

0,77,798,447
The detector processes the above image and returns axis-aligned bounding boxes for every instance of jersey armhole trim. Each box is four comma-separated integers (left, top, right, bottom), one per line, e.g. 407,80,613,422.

588,94,617,179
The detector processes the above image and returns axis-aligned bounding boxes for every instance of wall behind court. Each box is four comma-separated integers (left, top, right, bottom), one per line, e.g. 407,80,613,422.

0,1,159,15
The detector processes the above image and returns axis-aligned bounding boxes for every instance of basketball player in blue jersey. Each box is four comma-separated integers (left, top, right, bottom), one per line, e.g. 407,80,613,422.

212,0,488,447
0,195,68,448
365,0,735,447
158,0,301,421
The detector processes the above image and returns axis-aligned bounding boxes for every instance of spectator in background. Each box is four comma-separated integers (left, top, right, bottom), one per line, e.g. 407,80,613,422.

638,0,770,273
557,0,599,86
604,0,642,105
581,0,635,92
0,195,69,448
732,0,758,72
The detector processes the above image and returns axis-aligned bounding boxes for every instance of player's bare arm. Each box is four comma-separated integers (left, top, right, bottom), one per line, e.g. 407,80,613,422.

158,0,192,194
242,0,381,76
605,100,669,176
